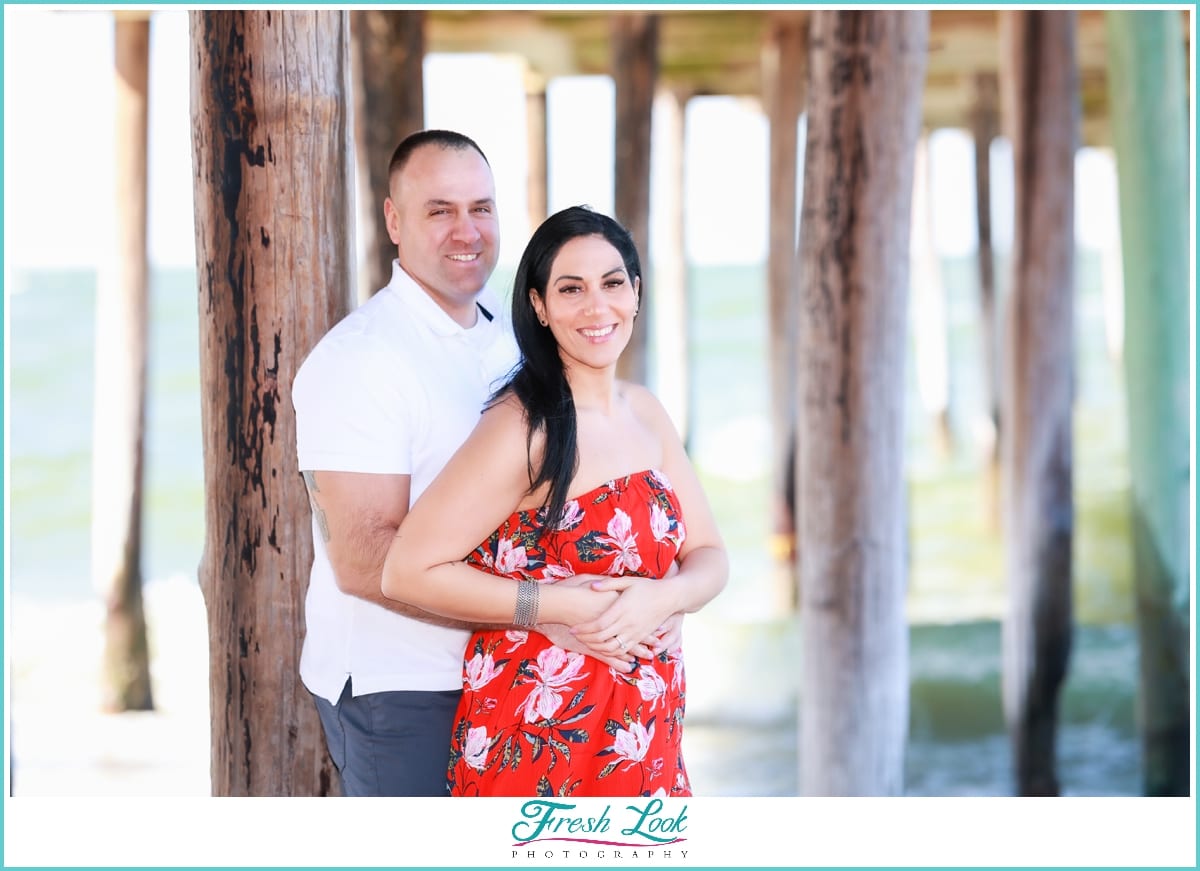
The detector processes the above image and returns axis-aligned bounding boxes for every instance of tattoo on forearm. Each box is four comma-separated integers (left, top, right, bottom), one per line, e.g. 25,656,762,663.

302,471,331,543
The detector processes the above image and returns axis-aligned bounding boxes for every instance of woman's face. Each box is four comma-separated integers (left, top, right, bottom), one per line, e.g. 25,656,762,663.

531,234,640,375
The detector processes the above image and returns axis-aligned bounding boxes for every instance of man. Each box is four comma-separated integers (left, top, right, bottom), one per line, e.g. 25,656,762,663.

294,130,669,796
292,130,518,796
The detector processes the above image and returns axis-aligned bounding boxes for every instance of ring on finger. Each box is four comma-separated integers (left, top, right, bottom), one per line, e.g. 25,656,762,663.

613,634,628,651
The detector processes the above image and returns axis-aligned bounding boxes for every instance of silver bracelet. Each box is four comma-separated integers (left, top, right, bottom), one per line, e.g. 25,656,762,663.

513,578,540,628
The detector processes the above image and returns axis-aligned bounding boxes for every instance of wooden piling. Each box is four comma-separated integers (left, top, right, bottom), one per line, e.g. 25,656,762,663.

93,13,154,713
764,11,806,612
350,9,425,301
998,9,1078,797
190,9,350,796
797,10,929,796
1106,9,1191,797
612,11,657,385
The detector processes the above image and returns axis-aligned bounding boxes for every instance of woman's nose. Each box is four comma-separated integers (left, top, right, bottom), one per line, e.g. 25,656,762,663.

583,288,599,315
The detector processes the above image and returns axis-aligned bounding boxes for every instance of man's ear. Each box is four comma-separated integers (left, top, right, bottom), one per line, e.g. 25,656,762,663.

384,197,401,246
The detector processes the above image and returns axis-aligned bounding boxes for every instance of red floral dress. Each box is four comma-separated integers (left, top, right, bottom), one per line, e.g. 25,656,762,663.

447,468,690,797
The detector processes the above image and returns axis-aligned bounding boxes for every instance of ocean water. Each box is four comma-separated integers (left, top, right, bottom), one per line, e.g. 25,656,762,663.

5,255,1146,795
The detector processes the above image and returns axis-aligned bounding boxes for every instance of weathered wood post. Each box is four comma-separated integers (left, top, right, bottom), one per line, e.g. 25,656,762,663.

350,9,425,301
612,11,657,385
797,10,929,796
190,9,349,796
92,12,153,712
763,10,806,612
998,9,1078,796
1105,9,1191,797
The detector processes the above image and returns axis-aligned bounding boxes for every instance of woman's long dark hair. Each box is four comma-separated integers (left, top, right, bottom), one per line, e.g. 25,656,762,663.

491,205,642,527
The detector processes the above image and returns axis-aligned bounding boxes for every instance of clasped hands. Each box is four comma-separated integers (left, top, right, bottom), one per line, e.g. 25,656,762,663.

537,565,683,671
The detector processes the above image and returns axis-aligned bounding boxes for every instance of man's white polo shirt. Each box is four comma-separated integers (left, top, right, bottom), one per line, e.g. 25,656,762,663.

292,262,519,703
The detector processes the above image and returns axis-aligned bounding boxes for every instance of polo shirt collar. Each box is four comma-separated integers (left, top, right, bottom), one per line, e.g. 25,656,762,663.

385,259,489,338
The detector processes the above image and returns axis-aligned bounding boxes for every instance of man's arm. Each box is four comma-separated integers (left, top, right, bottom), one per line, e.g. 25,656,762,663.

302,468,477,629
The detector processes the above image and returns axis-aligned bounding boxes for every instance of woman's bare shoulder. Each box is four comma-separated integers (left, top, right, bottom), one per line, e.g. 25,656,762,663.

619,381,677,437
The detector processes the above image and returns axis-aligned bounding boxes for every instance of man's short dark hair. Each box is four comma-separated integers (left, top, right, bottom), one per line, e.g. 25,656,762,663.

387,130,490,183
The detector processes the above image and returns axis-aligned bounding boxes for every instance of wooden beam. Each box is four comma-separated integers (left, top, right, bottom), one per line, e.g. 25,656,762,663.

612,12,657,385
191,9,349,796
998,9,1078,797
797,10,929,796
421,8,1187,148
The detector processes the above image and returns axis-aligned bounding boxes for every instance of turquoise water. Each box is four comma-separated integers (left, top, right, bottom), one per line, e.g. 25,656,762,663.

6,258,1145,795
8,267,204,594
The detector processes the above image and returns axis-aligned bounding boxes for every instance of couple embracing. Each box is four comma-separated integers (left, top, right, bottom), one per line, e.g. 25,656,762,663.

293,129,727,798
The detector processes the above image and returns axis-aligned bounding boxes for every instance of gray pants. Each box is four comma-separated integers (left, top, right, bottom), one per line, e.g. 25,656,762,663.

313,679,461,796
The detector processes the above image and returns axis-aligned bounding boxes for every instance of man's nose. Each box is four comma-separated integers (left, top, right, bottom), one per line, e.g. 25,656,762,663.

451,211,481,242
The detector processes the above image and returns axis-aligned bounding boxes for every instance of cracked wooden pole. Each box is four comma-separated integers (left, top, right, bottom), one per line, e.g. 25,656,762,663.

93,12,153,713
190,9,349,796
1105,9,1190,797
612,11,657,385
351,9,425,301
763,10,806,613
998,9,1078,797
797,10,928,796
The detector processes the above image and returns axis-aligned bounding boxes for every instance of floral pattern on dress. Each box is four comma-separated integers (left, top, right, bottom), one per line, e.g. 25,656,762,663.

447,469,690,797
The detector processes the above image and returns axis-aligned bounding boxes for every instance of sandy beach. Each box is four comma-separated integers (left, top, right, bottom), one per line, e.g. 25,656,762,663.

7,576,798,798
8,578,212,796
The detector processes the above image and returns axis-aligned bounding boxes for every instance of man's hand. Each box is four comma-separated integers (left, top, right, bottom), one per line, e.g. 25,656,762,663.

535,622,650,671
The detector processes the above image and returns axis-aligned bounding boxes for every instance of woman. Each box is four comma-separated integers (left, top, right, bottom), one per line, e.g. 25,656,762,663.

382,205,727,797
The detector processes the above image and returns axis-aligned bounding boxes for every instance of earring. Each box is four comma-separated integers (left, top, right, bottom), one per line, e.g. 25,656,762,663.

539,318,548,327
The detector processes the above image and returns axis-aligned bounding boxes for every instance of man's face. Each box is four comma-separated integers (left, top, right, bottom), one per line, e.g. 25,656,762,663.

384,145,499,323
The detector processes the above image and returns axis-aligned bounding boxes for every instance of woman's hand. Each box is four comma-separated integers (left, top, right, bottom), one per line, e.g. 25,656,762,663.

652,611,684,655
568,575,682,659
544,574,654,662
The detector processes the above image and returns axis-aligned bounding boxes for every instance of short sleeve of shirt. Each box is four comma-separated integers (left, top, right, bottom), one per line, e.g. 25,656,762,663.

293,330,417,476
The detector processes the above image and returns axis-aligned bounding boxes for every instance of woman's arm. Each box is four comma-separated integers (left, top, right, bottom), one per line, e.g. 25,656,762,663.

570,385,729,648
381,397,618,628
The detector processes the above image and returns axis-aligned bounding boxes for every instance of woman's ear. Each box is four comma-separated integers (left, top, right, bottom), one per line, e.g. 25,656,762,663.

529,289,548,327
